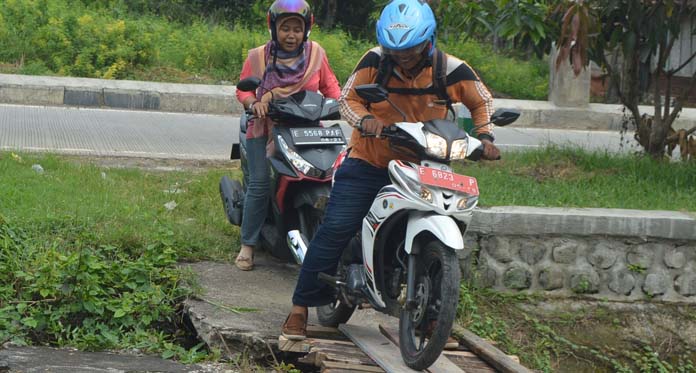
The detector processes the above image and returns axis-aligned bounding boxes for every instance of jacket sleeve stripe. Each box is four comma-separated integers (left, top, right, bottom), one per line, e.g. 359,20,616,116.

339,72,363,127
473,80,495,137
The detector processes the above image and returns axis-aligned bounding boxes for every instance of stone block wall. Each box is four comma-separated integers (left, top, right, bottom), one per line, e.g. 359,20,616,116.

461,207,696,303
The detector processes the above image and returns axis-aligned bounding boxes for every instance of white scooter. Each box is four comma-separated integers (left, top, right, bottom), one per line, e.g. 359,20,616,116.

290,83,519,370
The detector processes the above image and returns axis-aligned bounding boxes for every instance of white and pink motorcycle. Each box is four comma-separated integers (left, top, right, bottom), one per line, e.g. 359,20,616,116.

288,83,519,370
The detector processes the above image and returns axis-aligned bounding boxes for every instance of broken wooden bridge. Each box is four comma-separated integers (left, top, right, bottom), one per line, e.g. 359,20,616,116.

279,323,533,373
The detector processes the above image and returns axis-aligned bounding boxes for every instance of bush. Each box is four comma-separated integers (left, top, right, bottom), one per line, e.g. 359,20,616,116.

0,0,548,99
0,216,203,360
442,37,549,100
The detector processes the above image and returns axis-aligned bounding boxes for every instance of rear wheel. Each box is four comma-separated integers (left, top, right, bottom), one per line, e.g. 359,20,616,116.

317,298,356,327
219,176,243,226
398,240,460,370
317,235,359,327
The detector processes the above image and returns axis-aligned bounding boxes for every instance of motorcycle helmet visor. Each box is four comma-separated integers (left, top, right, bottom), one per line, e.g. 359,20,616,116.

381,40,429,58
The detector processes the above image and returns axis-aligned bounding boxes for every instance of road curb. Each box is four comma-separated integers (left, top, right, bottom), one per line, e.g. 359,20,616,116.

2,73,696,131
470,207,696,240
0,73,243,114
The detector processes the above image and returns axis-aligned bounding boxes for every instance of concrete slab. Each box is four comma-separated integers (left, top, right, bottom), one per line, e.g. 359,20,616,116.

182,254,398,360
64,87,103,107
103,89,160,110
0,85,64,106
0,346,225,372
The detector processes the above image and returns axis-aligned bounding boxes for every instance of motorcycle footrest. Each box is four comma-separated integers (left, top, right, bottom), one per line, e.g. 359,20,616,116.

318,272,345,286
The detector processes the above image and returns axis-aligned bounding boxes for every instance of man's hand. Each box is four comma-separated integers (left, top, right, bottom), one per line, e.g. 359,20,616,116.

480,139,500,160
361,118,386,138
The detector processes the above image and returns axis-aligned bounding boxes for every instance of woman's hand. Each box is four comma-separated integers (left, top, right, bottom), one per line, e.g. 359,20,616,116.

251,101,269,118
480,139,501,160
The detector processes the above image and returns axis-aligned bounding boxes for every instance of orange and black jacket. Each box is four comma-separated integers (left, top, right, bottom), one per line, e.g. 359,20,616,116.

339,47,495,169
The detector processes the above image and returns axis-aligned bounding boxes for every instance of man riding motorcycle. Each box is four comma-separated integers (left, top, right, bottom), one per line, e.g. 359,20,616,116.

281,0,500,341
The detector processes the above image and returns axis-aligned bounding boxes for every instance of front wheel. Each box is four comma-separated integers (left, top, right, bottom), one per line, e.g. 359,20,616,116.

399,240,461,370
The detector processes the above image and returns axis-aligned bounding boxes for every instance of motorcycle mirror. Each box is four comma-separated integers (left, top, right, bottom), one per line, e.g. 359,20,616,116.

237,77,262,92
489,108,521,127
355,84,389,103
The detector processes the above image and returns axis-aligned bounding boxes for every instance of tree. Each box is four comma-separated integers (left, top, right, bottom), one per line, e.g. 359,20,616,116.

556,0,696,160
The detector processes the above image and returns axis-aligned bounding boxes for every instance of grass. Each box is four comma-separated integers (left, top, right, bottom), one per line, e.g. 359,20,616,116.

0,148,694,366
0,152,239,262
455,146,696,211
456,284,696,372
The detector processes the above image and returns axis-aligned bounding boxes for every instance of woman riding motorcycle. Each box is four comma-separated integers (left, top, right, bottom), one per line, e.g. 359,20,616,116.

235,0,341,271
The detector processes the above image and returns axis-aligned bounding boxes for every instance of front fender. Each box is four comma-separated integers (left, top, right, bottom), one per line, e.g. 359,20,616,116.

404,212,464,254
293,183,331,209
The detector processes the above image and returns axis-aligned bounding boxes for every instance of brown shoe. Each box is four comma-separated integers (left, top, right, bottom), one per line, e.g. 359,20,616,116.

281,311,307,340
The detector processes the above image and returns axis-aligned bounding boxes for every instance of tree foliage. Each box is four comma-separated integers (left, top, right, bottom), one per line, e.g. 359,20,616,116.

432,0,557,58
556,0,696,160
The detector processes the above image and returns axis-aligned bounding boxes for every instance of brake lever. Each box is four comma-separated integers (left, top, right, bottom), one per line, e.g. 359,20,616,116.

358,124,397,138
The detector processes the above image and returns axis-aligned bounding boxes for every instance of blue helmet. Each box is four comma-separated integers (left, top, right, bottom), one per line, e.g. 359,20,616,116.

376,0,437,54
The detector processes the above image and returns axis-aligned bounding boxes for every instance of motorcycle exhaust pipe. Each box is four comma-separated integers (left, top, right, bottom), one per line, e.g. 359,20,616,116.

287,230,309,265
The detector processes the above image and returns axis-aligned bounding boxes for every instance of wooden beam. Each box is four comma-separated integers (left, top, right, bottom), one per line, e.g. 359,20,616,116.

321,360,385,372
454,327,533,373
376,324,465,373
278,335,312,353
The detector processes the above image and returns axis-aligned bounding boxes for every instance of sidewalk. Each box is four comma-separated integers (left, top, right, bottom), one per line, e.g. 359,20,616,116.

2,73,695,131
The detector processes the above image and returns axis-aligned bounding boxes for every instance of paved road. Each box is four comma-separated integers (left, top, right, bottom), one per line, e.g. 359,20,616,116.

0,103,643,160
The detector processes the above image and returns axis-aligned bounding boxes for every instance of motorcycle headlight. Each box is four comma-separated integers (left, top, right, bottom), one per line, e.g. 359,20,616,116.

392,165,436,204
425,132,447,159
457,194,479,210
450,139,469,160
278,136,315,175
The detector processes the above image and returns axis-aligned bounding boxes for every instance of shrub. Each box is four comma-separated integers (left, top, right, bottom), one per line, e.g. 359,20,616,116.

0,0,548,99
0,217,197,358
442,37,549,100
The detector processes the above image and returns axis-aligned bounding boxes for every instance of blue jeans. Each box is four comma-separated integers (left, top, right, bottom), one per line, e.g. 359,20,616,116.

241,137,270,246
292,158,391,307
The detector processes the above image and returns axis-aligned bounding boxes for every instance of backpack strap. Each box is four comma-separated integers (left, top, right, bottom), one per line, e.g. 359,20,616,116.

374,48,454,119
375,53,394,89
431,48,454,118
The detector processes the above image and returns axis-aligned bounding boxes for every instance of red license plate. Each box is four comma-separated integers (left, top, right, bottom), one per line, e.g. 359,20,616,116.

417,166,479,195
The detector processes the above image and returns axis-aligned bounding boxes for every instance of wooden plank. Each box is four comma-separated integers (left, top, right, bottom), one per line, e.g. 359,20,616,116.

321,361,385,372
308,325,349,340
444,355,497,373
317,349,380,366
455,327,534,373
279,335,354,353
376,324,465,373
339,324,420,373
340,324,463,373
278,335,312,353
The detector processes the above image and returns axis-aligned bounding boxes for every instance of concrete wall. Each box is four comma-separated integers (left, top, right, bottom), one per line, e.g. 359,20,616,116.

461,207,696,303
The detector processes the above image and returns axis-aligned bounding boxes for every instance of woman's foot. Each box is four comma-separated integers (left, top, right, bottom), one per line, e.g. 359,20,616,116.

235,245,254,271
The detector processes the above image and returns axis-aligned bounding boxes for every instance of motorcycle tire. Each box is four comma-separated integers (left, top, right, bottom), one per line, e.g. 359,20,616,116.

398,240,461,370
316,299,356,327
219,176,243,226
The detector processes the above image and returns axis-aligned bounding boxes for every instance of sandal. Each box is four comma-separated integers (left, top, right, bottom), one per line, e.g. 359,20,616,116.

235,252,254,271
